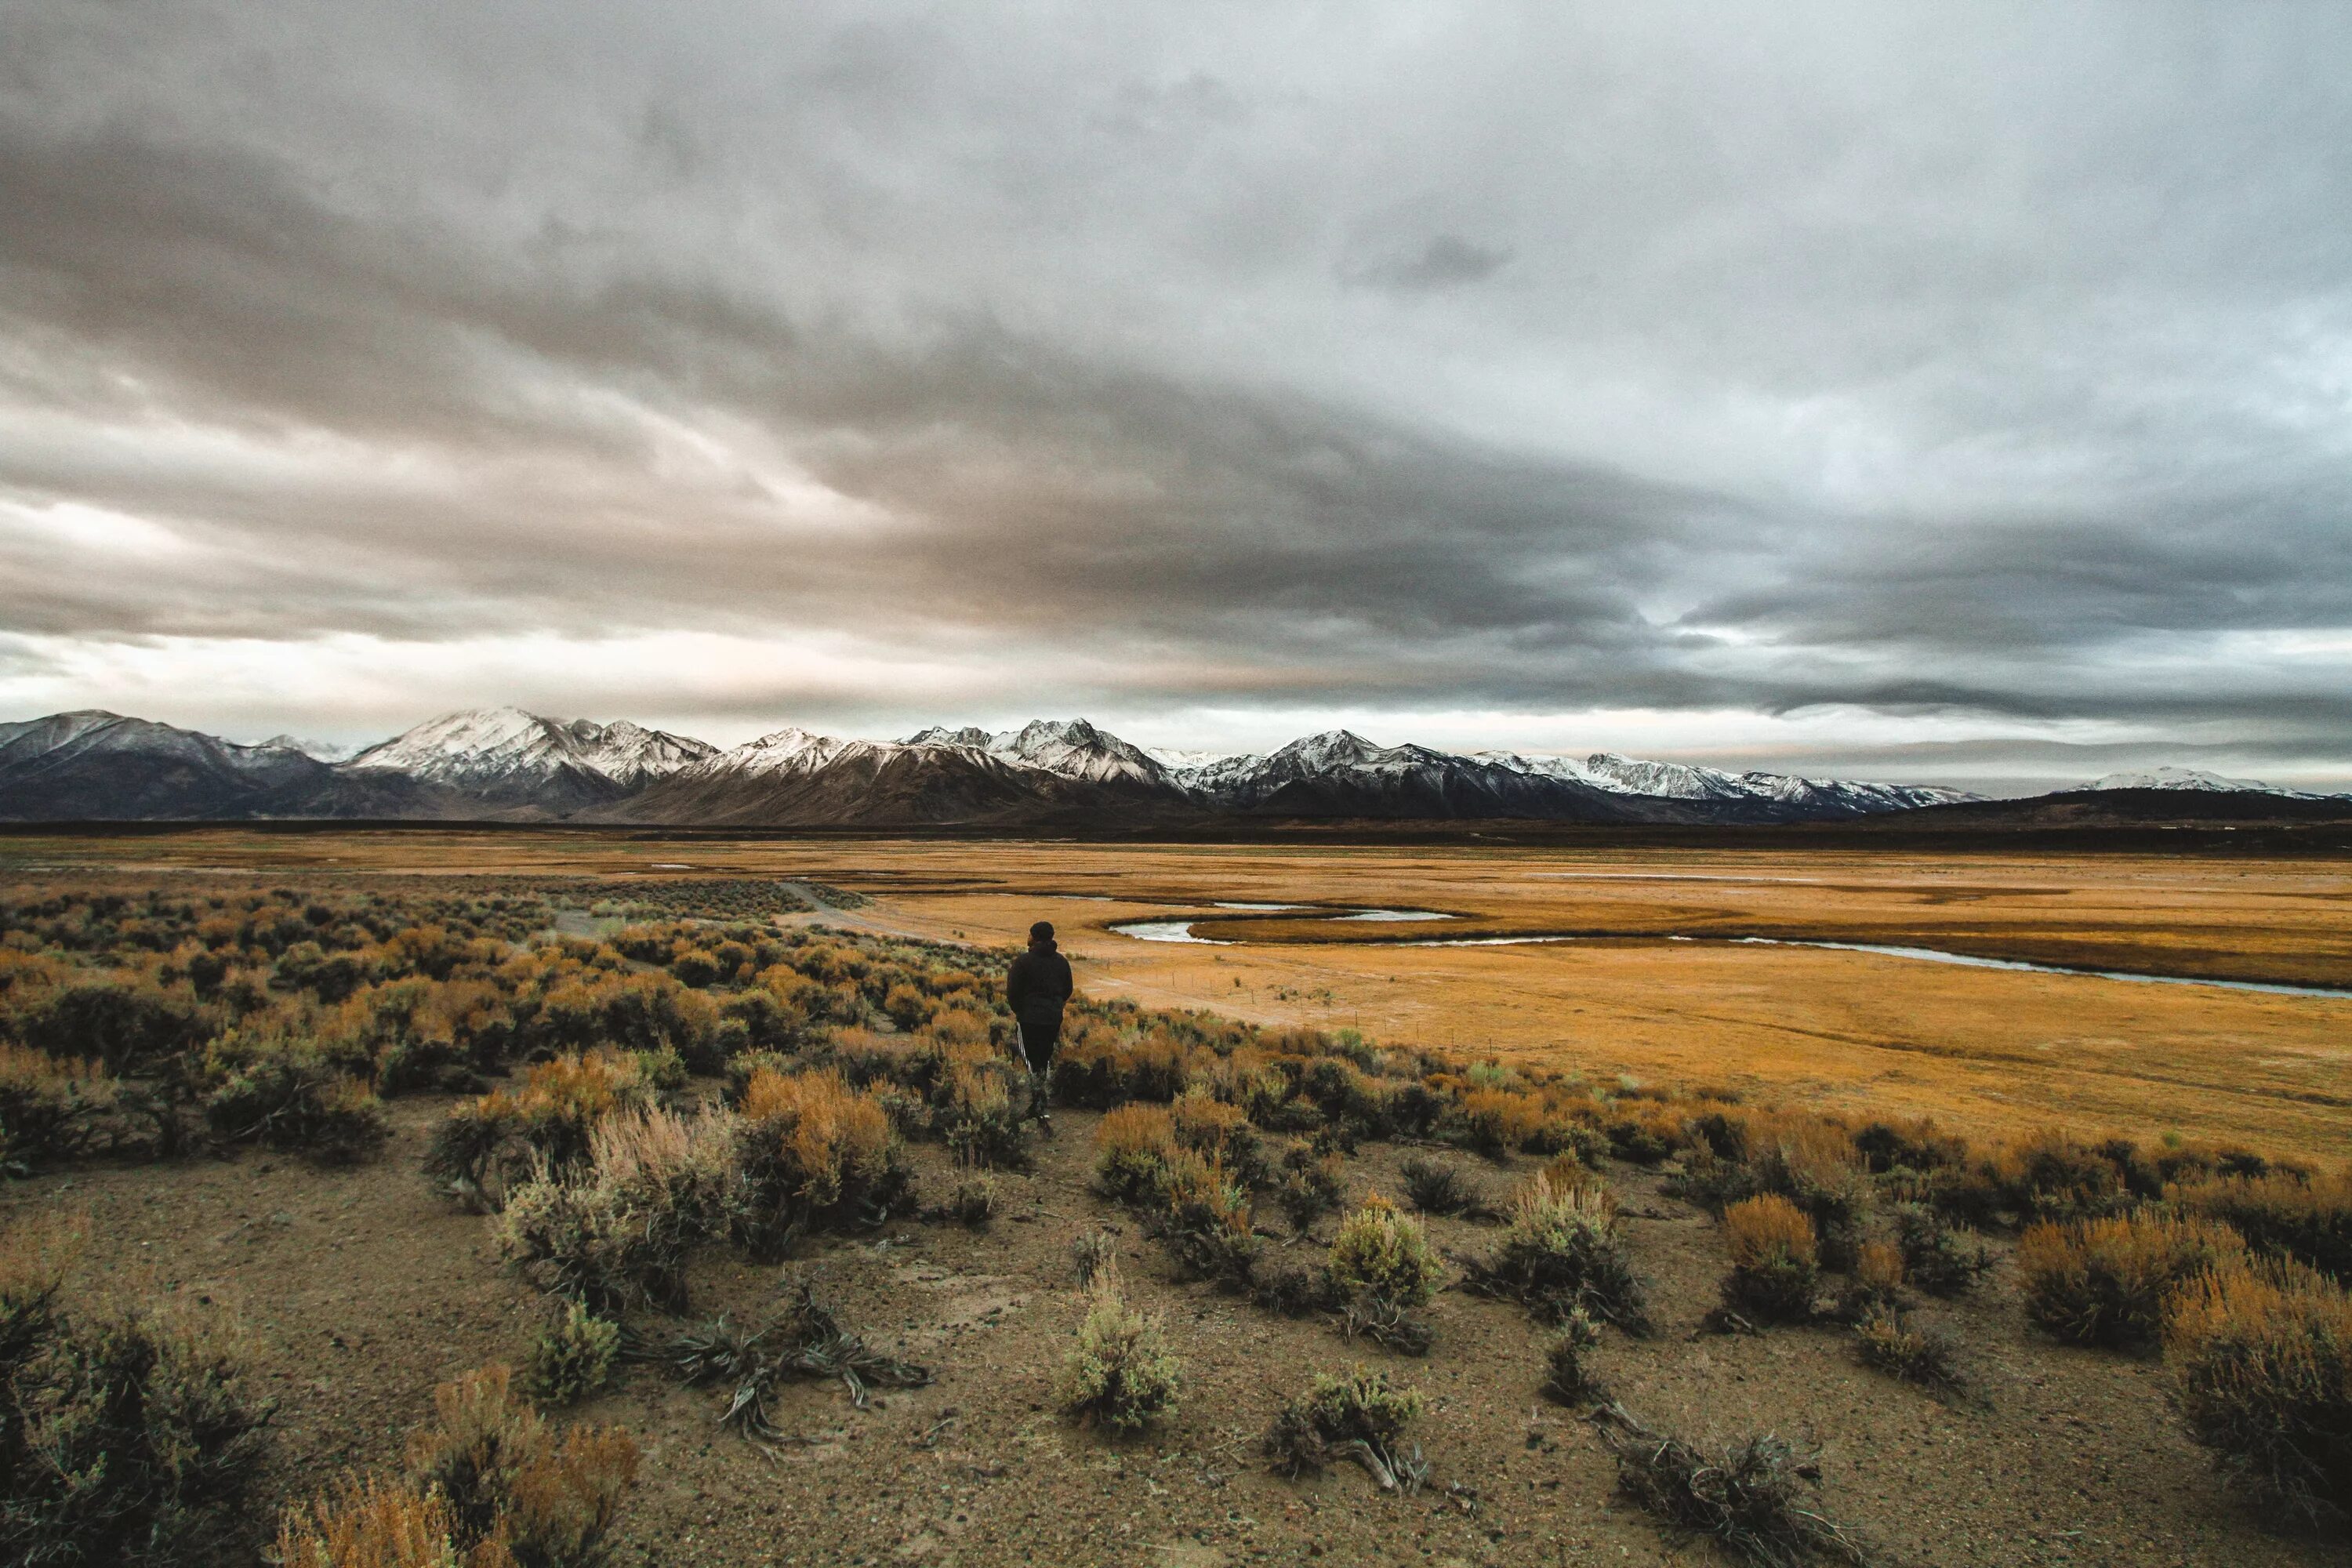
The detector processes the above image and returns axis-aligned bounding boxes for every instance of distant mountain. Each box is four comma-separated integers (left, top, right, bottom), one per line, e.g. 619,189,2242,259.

345,707,717,810
2084,766,2335,800
1866,786,2352,832
0,711,332,820
1480,750,1969,818
605,728,1145,828
1189,730,1659,821
0,705,2013,827
261,733,361,763
905,719,1172,788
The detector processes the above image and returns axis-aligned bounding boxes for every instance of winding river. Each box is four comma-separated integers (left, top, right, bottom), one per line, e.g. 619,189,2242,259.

1105,916,2352,999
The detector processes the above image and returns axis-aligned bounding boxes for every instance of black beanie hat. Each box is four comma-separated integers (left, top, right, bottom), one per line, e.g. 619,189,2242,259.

1029,920,1055,942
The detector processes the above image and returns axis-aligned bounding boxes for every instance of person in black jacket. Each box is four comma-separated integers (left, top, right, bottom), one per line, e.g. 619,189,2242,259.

1005,920,1073,1126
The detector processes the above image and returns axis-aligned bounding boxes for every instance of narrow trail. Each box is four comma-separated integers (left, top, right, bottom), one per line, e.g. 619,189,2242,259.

778,880,956,944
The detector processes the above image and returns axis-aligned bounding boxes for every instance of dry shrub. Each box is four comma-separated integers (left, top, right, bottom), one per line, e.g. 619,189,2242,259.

495,1161,680,1315
1986,1129,2129,1223
1893,1203,1994,1297
1171,1089,1265,1184
1675,1110,1871,1268
1275,1139,1346,1232
1070,1230,1117,1289
494,1105,719,1312
1123,1030,1194,1101
0,1043,118,1169
1721,1196,1819,1323
1058,1028,1190,1107
1464,1161,1650,1333
0,1283,267,1566
401,1363,638,1565
722,1068,908,1253
1460,1087,1552,1157
525,1300,621,1406
939,1063,1029,1171
1252,1257,1336,1318
1400,1155,1493,1219
1853,1240,1904,1296
198,1025,389,1163
2170,1167,2352,1283
2020,1211,2245,1350
277,1476,514,1568
1831,1241,1907,1323
13,974,209,1074
1160,1149,1259,1287
1605,1101,1685,1165
1339,1290,1436,1356
1263,1367,1427,1493
428,1052,657,1208
0,1213,75,1367
1094,1102,1178,1203
1752,1119,1872,1270
1852,1116,1965,1175
1329,1193,1443,1308
1055,1282,1181,1433
1852,1305,1963,1397
1047,1025,1129,1109
1596,1404,1868,1567
1541,1308,1608,1406
2164,1257,2352,1529
947,1173,997,1229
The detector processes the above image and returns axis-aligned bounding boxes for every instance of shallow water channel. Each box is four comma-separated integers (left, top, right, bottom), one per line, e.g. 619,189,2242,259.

1104,916,2352,998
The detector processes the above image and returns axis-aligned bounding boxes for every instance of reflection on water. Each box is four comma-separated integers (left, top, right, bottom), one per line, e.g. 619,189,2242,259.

1111,920,1232,944
1729,938,2352,999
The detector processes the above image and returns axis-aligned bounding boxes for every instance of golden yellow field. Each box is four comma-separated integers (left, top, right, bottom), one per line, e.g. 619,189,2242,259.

8,828,2349,1159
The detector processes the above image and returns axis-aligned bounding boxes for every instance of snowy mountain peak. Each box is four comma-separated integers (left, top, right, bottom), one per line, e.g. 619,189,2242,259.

1270,730,1383,768
347,707,714,789
262,733,358,761
905,725,993,749
2085,766,2314,798
708,726,858,777
989,718,1167,786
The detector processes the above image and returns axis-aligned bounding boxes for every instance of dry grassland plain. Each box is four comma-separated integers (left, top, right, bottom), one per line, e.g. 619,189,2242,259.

7,828,2347,1160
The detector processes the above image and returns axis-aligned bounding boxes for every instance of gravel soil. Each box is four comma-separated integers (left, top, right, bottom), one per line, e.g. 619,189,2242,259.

4,1094,2335,1568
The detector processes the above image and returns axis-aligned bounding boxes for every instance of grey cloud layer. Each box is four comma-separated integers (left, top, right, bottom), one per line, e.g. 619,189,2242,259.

4,1,2351,751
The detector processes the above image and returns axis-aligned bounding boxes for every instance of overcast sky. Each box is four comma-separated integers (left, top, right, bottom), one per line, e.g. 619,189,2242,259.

5,2,2350,791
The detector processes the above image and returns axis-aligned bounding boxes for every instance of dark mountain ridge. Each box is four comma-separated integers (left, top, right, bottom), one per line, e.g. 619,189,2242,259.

17,705,2321,831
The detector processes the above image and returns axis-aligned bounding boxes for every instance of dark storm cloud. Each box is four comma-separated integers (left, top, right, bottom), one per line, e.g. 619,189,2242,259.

1345,235,1513,292
3,1,2351,768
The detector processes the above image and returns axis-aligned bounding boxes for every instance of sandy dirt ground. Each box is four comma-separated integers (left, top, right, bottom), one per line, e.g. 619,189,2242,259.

9,1091,2329,1568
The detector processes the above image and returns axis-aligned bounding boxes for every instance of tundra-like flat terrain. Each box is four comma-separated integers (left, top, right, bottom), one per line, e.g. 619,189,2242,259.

9,829,2348,1158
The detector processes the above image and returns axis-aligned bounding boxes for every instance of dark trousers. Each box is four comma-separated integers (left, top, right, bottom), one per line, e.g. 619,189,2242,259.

1016,1014,1062,1073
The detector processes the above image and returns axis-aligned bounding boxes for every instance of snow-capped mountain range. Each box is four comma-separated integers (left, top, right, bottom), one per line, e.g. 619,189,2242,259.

1,706,2343,825
344,708,715,804
2082,766,2336,800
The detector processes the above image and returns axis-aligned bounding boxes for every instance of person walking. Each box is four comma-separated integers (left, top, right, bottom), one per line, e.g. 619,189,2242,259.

1005,920,1073,1131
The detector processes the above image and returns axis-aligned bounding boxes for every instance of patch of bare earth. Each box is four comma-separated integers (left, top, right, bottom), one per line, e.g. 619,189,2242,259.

2,1096,2331,1567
